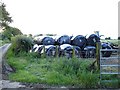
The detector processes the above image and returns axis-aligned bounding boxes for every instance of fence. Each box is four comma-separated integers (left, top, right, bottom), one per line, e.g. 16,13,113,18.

100,48,120,85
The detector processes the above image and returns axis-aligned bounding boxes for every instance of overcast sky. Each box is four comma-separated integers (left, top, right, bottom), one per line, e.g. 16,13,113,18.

2,0,119,39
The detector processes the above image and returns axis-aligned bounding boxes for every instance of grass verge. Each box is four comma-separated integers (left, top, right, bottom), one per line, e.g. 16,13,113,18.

6,51,100,88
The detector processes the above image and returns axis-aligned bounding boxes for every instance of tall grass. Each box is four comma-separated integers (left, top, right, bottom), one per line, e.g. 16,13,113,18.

6,50,100,88
6,39,120,88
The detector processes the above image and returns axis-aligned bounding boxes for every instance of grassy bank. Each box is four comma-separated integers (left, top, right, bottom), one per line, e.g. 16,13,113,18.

6,50,100,88
5,38,120,88
6,52,120,88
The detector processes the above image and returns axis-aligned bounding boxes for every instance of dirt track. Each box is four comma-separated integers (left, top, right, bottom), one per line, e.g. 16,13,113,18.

0,44,26,89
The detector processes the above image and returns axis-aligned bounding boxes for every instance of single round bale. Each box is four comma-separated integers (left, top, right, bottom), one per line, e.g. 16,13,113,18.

87,34,100,46
84,46,96,58
57,35,71,45
45,45,59,57
41,37,55,45
71,35,87,49
101,43,112,57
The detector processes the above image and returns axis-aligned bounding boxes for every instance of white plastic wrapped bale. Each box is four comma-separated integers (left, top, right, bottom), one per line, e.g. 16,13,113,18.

59,44,73,58
30,44,38,52
60,44,82,58
60,44,73,50
73,46,81,58
45,45,57,57
30,44,44,54
84,46,96,58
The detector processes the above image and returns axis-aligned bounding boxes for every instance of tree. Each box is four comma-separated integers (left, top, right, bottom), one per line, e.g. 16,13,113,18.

2,26,23,40
0,2,13,29
0,2,23,40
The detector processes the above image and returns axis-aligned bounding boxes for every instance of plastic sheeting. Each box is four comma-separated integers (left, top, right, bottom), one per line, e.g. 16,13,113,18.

60,44,81,58
46,45,58,56
101,43,112,57
57,35,71,45
84,46,96,58
71,35,87,49
87,34,100,46
41,37,55,45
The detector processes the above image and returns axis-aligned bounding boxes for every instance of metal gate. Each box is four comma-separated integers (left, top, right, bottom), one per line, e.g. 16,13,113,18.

100,49,120,85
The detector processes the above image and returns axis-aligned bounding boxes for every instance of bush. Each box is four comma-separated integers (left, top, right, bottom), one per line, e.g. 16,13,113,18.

10,35,33,55
2,27,23,41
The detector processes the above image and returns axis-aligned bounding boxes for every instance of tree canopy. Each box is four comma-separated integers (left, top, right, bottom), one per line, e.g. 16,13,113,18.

0,2,23,41
1,26,23,40
0,2,13,29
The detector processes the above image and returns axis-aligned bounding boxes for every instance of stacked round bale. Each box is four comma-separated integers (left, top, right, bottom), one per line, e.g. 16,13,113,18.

31,35,81,58
31,36,59,57
85,34,100,58
31,34,112,58
57,35,81,58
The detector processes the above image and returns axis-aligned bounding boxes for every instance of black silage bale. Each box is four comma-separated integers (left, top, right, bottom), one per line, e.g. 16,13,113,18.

87,34,100,46
101,43,112,57
41,37,55,45
71,35,87,49
59,44,73,58
84,46,96,58
57,35,71,45
46,45,57,56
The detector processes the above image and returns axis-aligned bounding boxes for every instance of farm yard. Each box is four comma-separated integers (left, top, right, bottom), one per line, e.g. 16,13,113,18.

2,34,120,89
0,1,119,89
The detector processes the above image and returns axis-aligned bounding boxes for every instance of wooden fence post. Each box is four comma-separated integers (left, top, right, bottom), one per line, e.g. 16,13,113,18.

72,48,75,58
43,45,46,58
96,42,101,70
55,45,58,57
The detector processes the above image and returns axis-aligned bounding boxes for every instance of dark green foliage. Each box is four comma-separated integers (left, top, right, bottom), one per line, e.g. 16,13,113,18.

2,26,23,41
10,35,33,55
78,71,99,88
0,33,6,40
0,2,23,42
0,3,13,28
52,57,93,75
